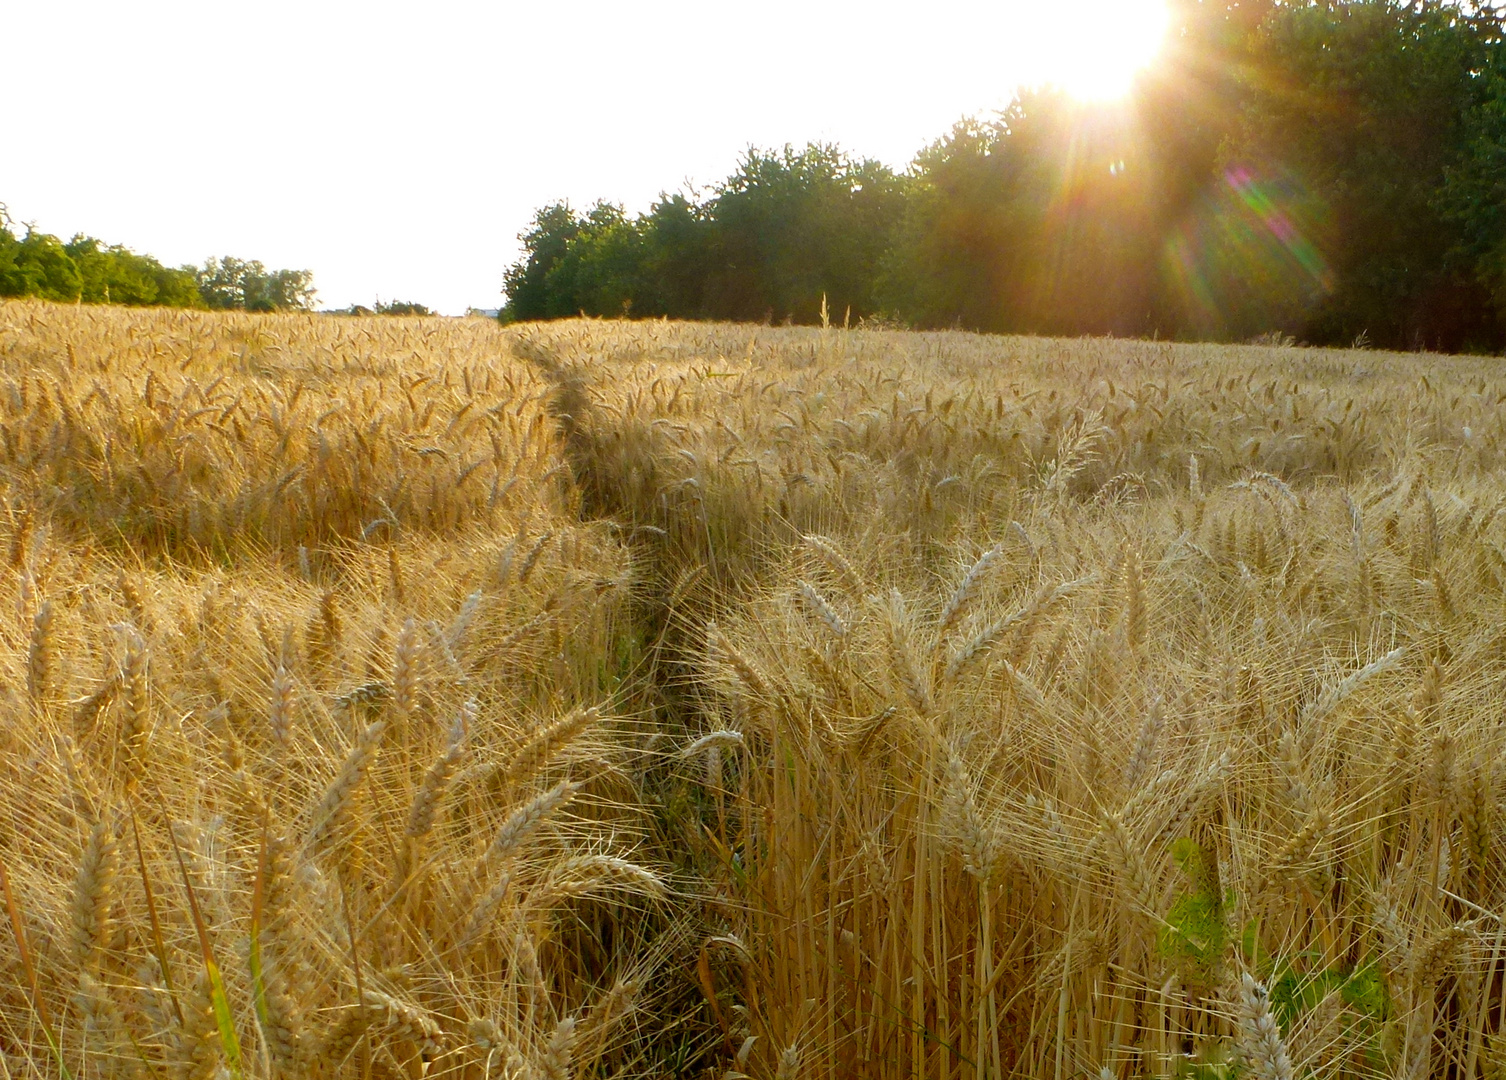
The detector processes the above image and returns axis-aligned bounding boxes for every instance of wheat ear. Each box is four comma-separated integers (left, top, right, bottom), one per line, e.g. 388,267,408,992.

708,622,773,701
483,780,578,869
1123,546,1146,653
796,579,847,638
944,753,999,884
120,627,151,790
1122,694,1163,790
541,1015,577,1080
534,855,667,903
27,599,55,708
306,720,385,853
518,529,555,584
71,813,119,973
801,533,863,594
407,704,471,839
269,629,295,749
938,545,1001,640
392,617,420,733
1299,646,1406,726
172,974,223,1080
883,590,932,715
507,708,598,785
458,873,512,951
258,830,309,1077
1235,973,1294,1080
1101,812,1156,913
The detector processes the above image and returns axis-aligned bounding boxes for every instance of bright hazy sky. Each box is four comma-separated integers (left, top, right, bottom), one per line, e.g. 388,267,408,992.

5,1,1169,315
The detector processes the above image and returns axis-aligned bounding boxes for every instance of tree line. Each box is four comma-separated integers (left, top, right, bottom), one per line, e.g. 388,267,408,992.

504,0,1506,352
0,205,316,312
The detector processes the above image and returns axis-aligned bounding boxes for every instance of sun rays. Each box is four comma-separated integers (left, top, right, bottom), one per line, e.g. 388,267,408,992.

1015,0,1171,102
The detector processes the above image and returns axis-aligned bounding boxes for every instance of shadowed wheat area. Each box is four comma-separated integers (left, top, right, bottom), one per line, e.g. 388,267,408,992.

3,302,1506,1080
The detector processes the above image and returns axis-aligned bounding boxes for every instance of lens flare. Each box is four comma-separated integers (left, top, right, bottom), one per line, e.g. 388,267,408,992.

1164,166,1334,339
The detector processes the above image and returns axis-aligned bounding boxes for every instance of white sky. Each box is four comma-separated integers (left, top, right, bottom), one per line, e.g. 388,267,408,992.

4,1,1168,315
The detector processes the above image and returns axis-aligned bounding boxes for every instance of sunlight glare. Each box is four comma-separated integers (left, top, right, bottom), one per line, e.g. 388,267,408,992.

1014,0,1170,101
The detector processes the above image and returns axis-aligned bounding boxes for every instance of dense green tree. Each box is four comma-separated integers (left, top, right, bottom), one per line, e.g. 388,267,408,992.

1217,0,1500,348
151,263,204,308
63,235,202,307
0,206,307,314
0,212,83,302
375,300,434,316
502,148,905,326
701,144,906,324
1444,34,1506,334
502,204,588,322
633,193,719,317
877,117,1024,330
196,256,316,312
881,93,1162,335
541,203,651,318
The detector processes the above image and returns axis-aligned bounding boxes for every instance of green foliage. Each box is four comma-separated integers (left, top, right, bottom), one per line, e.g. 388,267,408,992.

62,235,202,307
501,146,905,326
0,220,205,309
195,257,316,312
1158,838,1231,977
1169,1042,1235,1080
1153,835,1391,1073
880,95,1160,335
542,202,650,318
0,211,82,302
502,203,588,322
504,1,1506,350
1444,35,1506,328
375,299,433,316
1262,947,1390,1032
0,204,312,313
1223,0,1501,348
634,193,718,316
703,144,906,324
334,300,434,316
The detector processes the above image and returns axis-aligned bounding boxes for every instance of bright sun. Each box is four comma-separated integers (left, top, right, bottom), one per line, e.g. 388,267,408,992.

1015,0,1171,101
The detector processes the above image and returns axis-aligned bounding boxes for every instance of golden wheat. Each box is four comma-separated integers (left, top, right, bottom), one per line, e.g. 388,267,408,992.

8,302,1506,1078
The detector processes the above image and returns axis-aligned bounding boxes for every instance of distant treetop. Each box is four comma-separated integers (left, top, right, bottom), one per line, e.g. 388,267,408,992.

0,204,316,313
329,300,435,317
196,257,316,312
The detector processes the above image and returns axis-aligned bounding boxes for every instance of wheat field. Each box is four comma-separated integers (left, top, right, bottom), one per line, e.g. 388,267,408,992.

2,301,1505,1080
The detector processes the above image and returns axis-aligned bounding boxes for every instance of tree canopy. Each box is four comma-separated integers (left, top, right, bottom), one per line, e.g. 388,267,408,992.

195,257,316,312
0,205,316,314
503,145,905,326
503,0,1506,351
